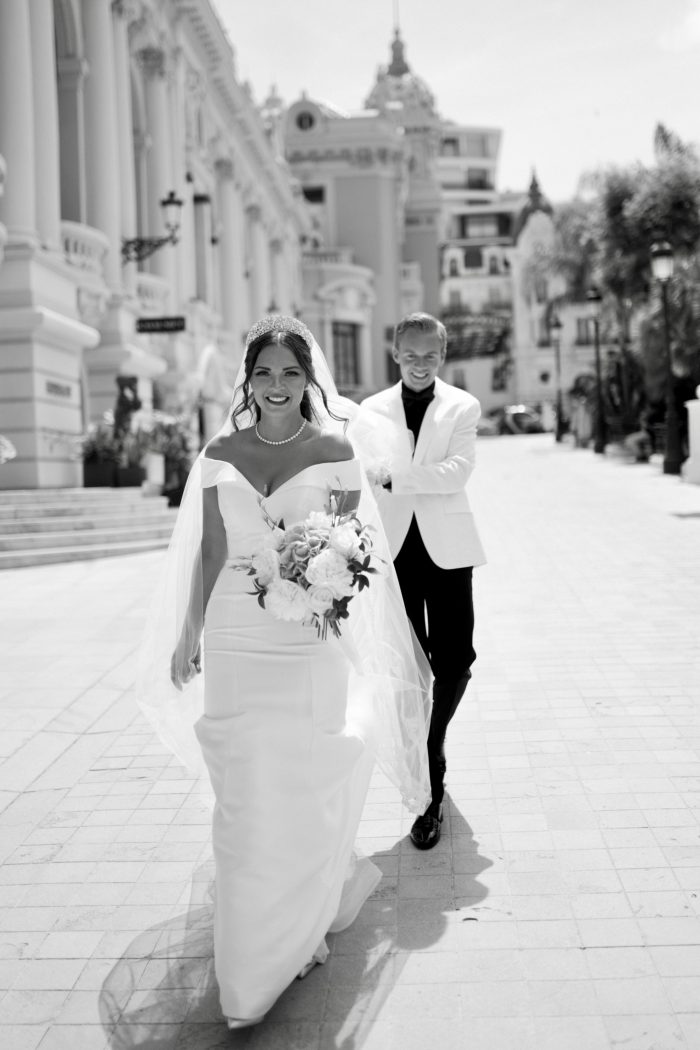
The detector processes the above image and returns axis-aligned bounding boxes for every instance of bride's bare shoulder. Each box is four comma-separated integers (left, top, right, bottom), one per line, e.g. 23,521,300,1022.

204,429,254,462
313,430,355,463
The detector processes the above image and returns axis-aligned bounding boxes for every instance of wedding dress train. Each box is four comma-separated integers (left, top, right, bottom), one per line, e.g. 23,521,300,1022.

196,457,381,1022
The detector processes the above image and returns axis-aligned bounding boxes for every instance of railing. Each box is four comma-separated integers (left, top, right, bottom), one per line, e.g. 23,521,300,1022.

135,272,170,315
61,220,110,276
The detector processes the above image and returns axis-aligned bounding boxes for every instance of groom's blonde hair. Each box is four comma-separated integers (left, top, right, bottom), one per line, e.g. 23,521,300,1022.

394,312,447,353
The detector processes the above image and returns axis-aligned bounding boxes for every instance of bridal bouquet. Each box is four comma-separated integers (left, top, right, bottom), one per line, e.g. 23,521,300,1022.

234,494,379,640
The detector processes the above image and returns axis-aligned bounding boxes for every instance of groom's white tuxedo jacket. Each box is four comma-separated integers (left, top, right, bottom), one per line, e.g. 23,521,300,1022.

358,378,486,570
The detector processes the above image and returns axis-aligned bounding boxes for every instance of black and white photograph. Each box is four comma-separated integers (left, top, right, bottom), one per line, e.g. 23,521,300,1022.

1,1,699,1047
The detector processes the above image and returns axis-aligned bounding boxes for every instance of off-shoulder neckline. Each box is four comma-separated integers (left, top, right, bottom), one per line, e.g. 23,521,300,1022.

203,456,358,499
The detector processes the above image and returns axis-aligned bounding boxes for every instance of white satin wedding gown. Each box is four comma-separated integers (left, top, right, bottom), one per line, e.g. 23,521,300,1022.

195,456,381,1022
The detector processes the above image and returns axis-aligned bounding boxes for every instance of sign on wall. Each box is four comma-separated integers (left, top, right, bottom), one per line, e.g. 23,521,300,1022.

136,316,186,334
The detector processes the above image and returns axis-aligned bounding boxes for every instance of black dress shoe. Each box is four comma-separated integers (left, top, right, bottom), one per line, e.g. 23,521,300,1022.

410,804,443,850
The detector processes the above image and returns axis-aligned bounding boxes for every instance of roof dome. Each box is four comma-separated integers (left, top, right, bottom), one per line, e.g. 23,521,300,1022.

365,30,437,118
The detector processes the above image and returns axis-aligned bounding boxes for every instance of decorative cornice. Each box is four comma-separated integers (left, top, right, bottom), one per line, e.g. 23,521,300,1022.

137,46,167,79
112,0,142,23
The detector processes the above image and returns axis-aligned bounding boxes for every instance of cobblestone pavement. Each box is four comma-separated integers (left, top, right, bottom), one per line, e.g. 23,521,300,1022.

1,435,700,1050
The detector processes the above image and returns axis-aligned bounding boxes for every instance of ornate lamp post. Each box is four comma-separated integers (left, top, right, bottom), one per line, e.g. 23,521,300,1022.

549,313,564,442
586,286,607,454
121,190,183,264
650,241,682,475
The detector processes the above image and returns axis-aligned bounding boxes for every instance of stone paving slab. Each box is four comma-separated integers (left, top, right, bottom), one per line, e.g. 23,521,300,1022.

0,435,699,1049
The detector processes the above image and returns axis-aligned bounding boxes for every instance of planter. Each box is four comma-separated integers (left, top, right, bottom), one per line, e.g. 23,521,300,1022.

115,465,145,488
83,460,116,487
145,451,165,485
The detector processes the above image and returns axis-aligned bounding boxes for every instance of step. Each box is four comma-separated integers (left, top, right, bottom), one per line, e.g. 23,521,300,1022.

0,522,175,552
0,497,171,520
0,487,154,504
0,539,169,569
0,509,176,534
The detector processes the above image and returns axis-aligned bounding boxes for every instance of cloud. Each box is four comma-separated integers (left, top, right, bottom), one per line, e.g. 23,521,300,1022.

660,0,700,50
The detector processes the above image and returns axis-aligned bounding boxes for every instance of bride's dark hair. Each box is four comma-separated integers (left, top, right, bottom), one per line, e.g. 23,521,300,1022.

231,330,347,430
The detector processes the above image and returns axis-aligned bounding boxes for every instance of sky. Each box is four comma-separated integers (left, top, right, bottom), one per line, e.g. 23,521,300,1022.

212,0,700,203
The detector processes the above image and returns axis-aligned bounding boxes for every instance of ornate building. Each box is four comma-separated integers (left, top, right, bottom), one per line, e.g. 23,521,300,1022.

0,7,566,490
0,0,308,489
279,28,561,411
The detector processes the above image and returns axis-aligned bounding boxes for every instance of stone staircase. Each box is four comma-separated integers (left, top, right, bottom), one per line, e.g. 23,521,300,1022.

0,487,177,569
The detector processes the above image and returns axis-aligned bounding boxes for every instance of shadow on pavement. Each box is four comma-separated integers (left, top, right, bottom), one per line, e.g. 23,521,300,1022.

100,802,494,1049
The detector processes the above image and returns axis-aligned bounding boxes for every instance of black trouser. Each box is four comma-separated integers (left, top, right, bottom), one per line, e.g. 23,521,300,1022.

394,516,475,811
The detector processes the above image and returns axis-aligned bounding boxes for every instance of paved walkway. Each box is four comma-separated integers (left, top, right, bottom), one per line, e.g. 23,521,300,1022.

1,435,700,1050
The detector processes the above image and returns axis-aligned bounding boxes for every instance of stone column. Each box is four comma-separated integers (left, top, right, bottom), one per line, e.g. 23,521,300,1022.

248,205,272,317
683,388,700,485
216,160,247,339
270,237,287,313
29,0,62,251
111,0,139,295
193,192,214,305
170,41,195,302
57,57,89,224
0,0,37,243
138,46,177,299
82,0,122,290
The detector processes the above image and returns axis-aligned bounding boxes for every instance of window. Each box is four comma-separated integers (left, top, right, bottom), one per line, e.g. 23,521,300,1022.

296,111,315,130
449,259,459,277
467,168,492,190
576,318,592,345
488,256,500,275
441,137,459,156
332,322,360,388
468,216,497,238
302,186,325,204
463,246,483,269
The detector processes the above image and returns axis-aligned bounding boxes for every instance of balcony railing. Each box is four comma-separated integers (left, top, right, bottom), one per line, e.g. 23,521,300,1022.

61,220,110,277
135,272,170,316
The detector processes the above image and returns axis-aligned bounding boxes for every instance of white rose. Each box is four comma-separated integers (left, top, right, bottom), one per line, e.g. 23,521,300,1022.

305,510,333,531
250,548,280,587
305,548,355,598
329,522,361,559
264,579,311,623
307,584,336,616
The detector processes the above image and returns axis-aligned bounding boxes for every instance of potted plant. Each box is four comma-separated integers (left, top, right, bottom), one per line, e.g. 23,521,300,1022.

115,427,148,487
78,415,119,487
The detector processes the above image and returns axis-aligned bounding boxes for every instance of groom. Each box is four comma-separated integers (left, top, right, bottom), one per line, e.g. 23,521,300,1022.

359,312,486,849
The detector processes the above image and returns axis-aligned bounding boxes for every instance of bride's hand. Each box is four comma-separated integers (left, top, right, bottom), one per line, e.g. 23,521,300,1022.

170,641,201,691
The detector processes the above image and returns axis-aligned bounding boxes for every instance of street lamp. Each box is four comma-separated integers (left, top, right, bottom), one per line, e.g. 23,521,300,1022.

121,190,184,264
549,313,564,442
650,241,682,475
586,286,607,454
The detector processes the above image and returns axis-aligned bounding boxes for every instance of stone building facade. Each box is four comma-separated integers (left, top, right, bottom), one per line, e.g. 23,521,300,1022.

0,0,308,489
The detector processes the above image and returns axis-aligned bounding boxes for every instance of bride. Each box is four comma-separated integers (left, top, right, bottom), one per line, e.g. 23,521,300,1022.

136,315,431,1028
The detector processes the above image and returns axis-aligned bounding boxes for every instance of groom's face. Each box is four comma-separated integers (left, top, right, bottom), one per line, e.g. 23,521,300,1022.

393,330,446,392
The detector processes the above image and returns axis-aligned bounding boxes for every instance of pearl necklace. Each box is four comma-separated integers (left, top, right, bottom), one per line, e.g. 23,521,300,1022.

255,419,307,446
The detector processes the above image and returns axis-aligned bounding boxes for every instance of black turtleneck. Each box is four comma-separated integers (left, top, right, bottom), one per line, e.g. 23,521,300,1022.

401,381,435,443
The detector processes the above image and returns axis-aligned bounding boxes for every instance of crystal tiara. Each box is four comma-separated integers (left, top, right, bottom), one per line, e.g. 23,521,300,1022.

245,315,314,349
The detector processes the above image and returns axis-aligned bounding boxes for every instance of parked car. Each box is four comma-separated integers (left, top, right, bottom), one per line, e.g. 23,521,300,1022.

476,415,500,436
487,404,545,435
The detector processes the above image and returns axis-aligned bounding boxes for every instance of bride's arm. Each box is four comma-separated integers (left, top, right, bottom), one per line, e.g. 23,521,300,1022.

171,486,227,689
200,486,228,613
